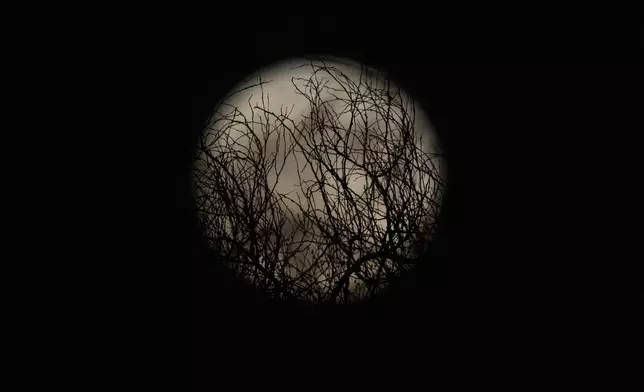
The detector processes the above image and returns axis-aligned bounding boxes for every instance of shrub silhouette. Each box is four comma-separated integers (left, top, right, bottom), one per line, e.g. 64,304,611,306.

193,60,446,304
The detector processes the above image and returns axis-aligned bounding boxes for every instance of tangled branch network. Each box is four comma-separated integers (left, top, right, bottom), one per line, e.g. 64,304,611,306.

193,59,447,304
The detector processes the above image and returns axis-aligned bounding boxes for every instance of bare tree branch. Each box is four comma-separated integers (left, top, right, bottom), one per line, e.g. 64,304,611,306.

193,61,446,304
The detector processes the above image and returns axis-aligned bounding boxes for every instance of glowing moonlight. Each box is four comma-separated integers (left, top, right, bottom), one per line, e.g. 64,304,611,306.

193,57,446,304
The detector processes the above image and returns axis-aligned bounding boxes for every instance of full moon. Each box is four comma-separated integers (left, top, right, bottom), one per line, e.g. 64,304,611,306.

193,56,446,304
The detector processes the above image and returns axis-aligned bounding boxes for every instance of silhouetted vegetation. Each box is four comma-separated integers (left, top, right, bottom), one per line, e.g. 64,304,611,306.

193,60,446,304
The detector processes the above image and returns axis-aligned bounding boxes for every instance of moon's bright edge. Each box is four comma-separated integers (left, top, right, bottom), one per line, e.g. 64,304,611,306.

194,57,446,303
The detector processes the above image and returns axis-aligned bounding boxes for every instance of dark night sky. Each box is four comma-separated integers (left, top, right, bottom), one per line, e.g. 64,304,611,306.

45,4,639,390
142,8,640,389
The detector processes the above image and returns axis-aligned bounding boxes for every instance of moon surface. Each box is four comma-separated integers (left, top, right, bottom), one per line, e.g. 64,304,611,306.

194,56,446,303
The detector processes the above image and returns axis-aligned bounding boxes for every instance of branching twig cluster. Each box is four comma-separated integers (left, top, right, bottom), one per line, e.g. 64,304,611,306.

193,61,446,304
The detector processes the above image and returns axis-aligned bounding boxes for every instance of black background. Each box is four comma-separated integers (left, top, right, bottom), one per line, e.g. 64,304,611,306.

142,8,641,389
